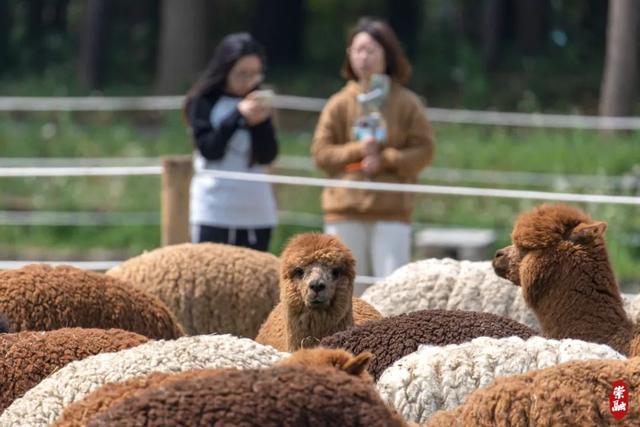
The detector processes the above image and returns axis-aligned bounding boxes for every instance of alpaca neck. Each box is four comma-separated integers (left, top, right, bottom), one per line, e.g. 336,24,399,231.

285,305,354,352
535,259,632,355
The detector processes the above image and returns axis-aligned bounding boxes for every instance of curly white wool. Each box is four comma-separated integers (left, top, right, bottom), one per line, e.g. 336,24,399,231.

0,334,288,427
376,336,625,424
622,293,640,323
361,258,540,329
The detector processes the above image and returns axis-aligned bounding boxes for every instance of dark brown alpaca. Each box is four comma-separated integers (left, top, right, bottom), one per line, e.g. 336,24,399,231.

493,203,639,356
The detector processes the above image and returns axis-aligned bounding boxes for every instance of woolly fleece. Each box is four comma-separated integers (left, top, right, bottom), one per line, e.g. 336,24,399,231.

0,334,287,427
377,336,625,424
427,357,640,426
320,309,536,380
0,328,148,413
361,258,539,329
0,264,184,339
54,347,373,427
85,366,409,427
108,242,280,337
623,292,640,323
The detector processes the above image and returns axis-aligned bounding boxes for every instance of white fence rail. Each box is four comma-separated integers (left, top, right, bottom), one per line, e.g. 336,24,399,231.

1,165,638,205
2,156,638,190
3,95,640,129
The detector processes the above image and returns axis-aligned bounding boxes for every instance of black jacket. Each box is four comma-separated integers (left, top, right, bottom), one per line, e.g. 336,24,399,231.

187,94,278,166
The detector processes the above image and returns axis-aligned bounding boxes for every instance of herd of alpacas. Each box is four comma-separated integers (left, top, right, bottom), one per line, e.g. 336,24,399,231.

1,203,640,425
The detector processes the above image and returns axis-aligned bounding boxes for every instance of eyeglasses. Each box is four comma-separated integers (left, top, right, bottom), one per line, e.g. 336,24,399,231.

230,71,264,84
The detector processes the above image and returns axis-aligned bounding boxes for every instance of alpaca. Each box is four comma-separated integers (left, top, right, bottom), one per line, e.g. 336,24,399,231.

320,309,536,380
427,357,640,426
85,366,410,427
256,233,383,352
54,347,373,427
276,347,373,382
108,242,280,337
1,334,287,427
493,203,640,355
0,264,184,339
376,336,624,424
1,328,148,413
361,258,539,330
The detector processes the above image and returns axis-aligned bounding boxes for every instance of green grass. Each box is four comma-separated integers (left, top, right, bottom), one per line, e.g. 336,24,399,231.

1,111,639,284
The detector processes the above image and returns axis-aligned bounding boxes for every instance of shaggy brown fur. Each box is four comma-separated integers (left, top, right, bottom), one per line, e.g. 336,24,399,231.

85,366,410,427
320,309,536,380
0,264,184,339
256,233,382,351
428,357,640,426
52,369,224,427
276,347,373,382
493,204,638,355
0,328,148,413
108,242,280,337
54,347,373,427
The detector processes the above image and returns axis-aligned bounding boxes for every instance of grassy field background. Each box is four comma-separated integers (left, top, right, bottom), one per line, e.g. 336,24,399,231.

1,110,639,288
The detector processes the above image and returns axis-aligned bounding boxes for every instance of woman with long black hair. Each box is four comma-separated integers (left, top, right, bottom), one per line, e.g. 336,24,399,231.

184,33,278,252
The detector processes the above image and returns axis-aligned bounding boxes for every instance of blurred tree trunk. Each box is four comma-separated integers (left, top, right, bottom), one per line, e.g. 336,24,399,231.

155,0,211,94
252,0,305,65
0,0,10,74
78,0,111,90
27,0,45,69
599,0,638,117
51,0,70,33
480,0,505,68
386,0,423,56
515,0,548,53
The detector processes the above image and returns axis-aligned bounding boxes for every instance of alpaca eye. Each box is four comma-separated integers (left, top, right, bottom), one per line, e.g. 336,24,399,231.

292,267,304,279
331,268,342,279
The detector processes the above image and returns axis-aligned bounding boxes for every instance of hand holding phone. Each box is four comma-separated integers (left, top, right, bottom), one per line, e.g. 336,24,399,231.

250,89,274,108
239,90,274,125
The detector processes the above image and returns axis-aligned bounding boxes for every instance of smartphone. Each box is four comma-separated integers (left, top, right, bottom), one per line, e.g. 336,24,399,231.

252,89,274,107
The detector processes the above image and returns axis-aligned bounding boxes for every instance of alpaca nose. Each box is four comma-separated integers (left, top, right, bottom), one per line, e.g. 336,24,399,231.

309,282,326,293
494,248,506,260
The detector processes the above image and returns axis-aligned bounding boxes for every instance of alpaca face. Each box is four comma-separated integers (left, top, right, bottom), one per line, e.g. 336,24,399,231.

493,204,609,306
289,262,348,308
281,233,356,311
492,245,524,286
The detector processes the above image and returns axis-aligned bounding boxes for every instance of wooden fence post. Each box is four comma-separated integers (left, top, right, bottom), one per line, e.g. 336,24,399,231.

161,155,192,246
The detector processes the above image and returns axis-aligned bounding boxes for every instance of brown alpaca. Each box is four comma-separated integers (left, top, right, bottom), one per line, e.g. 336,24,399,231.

428,357,640,426
493,204,639,355
54,348,373,427
256,233,383,352
276,347,373,383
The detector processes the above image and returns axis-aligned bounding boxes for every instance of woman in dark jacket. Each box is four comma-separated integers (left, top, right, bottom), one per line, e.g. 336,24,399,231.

184,33,278,251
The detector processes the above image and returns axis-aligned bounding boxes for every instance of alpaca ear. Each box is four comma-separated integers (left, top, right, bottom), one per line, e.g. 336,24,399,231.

342,352,373,376
569,221,607,243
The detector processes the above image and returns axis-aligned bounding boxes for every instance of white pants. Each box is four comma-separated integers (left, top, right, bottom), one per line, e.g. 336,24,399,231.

324,221,411,295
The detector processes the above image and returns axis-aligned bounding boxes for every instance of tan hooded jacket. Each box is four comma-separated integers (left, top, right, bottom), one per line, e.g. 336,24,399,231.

312,80,434,223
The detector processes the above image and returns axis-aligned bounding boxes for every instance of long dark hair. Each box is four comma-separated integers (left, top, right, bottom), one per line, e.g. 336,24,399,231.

183,32,266,119
341,17,412,84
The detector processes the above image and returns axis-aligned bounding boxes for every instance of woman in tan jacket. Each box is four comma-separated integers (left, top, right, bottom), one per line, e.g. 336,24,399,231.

312,17,434,290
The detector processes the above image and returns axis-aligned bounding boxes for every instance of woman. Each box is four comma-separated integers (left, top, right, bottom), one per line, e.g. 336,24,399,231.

184,33,278,251
312,17,435,286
